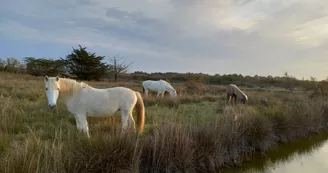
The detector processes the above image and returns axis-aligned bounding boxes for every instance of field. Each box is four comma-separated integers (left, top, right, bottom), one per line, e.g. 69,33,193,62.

1,72,328,173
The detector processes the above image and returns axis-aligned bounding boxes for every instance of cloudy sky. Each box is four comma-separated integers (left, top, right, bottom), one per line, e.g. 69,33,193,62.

1,0,328,80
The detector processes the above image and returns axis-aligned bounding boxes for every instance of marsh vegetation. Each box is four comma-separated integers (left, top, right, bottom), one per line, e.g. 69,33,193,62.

1,72,328,173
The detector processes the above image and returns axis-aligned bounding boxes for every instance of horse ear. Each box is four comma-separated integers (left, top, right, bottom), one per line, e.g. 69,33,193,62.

45,76,49,81
56,76,59,81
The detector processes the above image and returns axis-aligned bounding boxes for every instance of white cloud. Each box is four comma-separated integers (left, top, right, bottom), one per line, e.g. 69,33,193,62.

290,16,328,47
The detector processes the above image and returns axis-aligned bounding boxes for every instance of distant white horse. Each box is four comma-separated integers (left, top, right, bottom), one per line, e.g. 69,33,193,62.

226,84,248,104
142,79,177,98
44,76,145,138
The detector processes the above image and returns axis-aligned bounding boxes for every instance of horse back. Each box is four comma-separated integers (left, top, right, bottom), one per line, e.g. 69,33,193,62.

143,80,165,91
226,84,246,98
83,87,136,113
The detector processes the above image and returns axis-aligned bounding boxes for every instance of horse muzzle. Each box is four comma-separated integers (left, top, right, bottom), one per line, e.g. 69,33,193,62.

48,104,57,109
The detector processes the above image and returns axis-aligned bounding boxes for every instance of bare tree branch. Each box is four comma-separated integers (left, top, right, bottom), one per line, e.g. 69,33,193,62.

107,55,134,82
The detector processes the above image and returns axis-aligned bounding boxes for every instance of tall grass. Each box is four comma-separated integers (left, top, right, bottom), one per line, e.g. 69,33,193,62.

1,72,328,173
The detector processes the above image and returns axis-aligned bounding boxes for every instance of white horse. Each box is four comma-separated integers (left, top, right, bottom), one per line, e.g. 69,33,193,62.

142,79,177,98
226,84,248,104
44,76,145,138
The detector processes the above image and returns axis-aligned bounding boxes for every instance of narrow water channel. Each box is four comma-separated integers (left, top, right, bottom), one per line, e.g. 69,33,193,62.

222,131,328,173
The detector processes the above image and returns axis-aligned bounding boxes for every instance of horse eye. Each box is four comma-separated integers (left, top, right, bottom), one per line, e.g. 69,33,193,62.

57,88,60,90
46,88,48,90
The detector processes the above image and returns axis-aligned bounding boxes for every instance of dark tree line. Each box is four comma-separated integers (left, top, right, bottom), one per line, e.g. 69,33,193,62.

2,44,328,93
4,45,133,81
24,57,66,76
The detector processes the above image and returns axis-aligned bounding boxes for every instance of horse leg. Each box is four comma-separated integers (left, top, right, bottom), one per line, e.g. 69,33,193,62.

74,114,82,132
227,94,232,103
127,113,136,132
156,91,161,98
120,110,131,134
161,91,165,98
144,88,149,97
76,114,90,138
234,95,237,104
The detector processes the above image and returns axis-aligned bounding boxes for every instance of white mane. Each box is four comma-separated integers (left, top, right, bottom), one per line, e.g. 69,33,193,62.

159,79,175,91
58,78,83,98
231,84,248,100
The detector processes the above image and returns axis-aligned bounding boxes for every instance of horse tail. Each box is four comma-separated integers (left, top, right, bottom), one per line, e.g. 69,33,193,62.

134,91,145,134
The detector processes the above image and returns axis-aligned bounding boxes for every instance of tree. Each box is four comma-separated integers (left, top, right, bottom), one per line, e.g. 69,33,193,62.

283,72,297,91
24,57,66,76
108,55,133,82
62,45,109,81
1,57,25,73
310,76,318,91
0,58,5,71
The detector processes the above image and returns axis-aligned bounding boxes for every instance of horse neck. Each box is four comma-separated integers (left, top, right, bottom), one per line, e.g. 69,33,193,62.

58,79,81,101
234,87,247,98
165,85,175,94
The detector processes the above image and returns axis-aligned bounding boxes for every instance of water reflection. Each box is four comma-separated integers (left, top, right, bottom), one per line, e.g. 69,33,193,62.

222,131,328,173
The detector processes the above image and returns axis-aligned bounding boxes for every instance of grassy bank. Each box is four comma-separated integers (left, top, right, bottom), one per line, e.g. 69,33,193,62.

1,72,328,173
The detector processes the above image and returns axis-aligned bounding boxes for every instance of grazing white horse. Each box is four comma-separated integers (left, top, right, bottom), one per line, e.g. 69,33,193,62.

142,79,177,98
44,76,145,138
226,84,248,104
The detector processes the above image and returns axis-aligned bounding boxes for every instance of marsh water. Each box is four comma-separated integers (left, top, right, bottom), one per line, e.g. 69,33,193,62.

222,131,328,173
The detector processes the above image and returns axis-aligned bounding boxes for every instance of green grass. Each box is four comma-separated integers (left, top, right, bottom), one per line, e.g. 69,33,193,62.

1,72,328,173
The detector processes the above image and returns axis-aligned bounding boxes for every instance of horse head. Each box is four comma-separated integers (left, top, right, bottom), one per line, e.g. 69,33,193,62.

241,95,248,104
169,89,177,97
44,75,60,109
